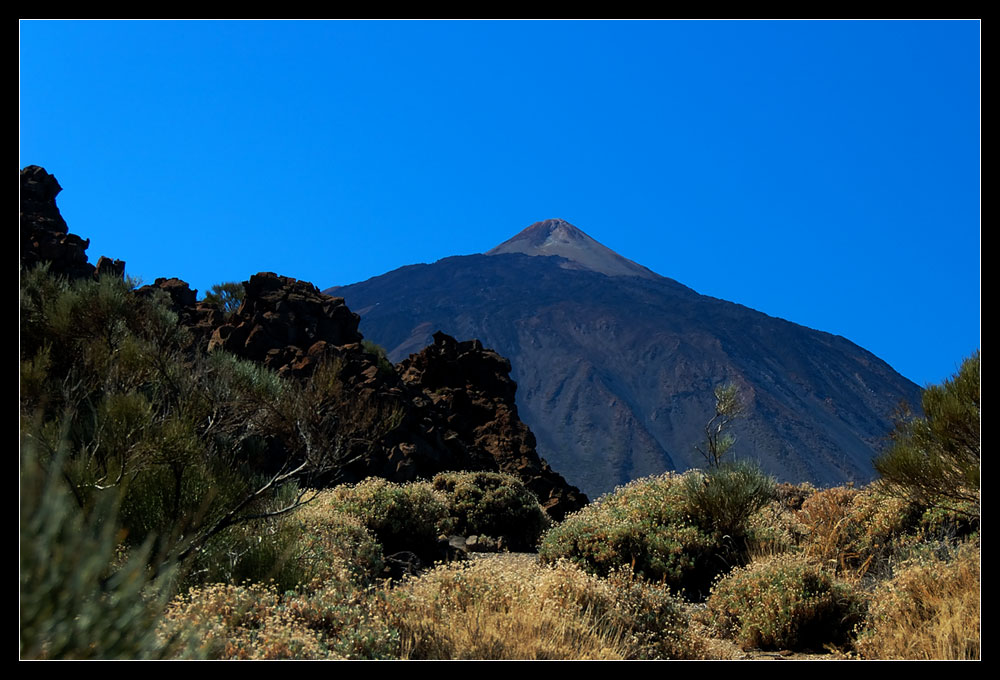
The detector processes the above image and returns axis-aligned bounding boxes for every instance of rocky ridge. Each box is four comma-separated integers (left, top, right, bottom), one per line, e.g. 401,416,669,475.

19,166,587,520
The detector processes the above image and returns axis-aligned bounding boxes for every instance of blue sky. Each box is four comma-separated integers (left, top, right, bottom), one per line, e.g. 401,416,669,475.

20,20,979,387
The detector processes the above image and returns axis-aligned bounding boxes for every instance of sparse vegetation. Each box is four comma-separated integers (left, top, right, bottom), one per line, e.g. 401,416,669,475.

202,281,245,318
695,382,746,468
19,260,980,659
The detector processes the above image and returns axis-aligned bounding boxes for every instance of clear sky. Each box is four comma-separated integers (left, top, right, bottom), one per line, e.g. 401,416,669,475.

19,20,980,388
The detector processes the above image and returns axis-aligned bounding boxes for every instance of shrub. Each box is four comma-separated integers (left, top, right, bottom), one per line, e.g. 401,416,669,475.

379,558,704,660
283,579,401,659
707,554,865,651
875,351,980,519
682,460,777,541
286,490,386,587
323,478,452,562
853,541,980,660
19,266,358,593
362,339,396,379
798,485,922,580
160,583,332,660
161,574,401,660
538,473,722,596
743,498,807,559
20,445,177,659
432,471,552,551
202,281,245,318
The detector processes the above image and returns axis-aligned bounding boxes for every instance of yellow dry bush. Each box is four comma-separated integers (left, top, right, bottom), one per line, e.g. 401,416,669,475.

159,583,334,660
798,485,919,579
379,556,706,660
854,541,980,660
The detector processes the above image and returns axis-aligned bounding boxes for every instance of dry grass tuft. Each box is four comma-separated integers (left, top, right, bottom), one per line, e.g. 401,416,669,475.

797,485,920,580
854,540,980,660
378,556,706,660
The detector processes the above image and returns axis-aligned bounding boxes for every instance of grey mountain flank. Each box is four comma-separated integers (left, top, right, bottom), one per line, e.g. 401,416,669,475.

327,219,923,497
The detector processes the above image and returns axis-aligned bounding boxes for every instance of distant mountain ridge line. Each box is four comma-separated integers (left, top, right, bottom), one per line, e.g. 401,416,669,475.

326,219,923,497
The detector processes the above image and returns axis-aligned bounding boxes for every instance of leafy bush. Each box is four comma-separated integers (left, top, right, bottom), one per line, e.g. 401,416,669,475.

19,265,363,590
538,473,723,596
432,471,552,550
682,460,777,541
323,478,452,561
853,540,980,660
875,351,980,519
285,489,386,587
362,339,396,379
202,281,245,318
707,554,865,651
20,445,177,659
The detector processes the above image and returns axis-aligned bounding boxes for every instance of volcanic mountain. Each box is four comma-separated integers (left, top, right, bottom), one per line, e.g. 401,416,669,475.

326,219,923,497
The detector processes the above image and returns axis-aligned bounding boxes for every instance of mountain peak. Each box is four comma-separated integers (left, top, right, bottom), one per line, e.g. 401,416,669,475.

485,219,659,280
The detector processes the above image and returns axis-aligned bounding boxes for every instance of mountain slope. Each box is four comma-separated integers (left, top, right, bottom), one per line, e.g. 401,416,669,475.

327,220,923,496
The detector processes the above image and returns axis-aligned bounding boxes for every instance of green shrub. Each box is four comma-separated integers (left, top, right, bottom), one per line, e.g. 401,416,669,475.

682,460,777,541
362,339,396,379
538,473,723,596
707,554,865,651
286,490,386,587
432,471,552,551
202,281,245,318
875,352,980,519
323,478,452,561
19,445,178,659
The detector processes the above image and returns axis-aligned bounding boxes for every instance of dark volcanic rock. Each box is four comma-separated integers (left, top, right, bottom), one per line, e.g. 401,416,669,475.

135,277,225,347
18,169,588,519
327,220,925,497
20,165,97,279
208,272,364,378
180,273,589,516
397,332,588,519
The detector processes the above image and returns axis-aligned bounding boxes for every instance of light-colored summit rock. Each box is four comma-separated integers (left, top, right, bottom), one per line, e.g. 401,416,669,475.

486,218,660,280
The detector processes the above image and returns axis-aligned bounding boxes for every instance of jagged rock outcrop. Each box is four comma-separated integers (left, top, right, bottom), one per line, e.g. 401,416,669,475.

397,332,588,518
18,166,587,519
198,275,588,516
135,277,225,346
20,165,97,279
208,272,364,378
